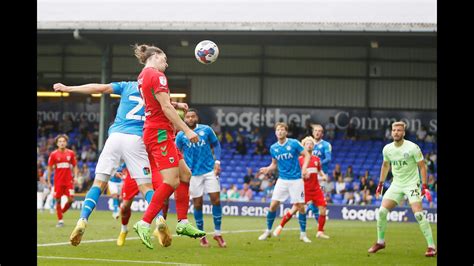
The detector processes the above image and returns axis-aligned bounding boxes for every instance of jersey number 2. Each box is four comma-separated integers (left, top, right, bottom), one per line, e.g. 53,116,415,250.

126,96,145,121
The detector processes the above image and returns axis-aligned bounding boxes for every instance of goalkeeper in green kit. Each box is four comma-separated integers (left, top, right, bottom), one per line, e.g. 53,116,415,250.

368,121,436,257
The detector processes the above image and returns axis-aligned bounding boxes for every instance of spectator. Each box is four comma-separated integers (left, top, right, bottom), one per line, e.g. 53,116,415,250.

239,183,253,201
235,135,247,155
352,181,362,205
416,125,428,142
211,118,222,141
224,129,234,144
425,153,436,174
59,114,74,134
303,120,313,138
323,175,336,195
263,180,275,202
366,179,377,204
425,131,436,143
85,146,97,162
325,193,333,204
335,175,346,195
253,137,269,155
249,127,262,143
78,117,90,139
249,174,262,192
220,188,228,201
384,126,392,142
363,170,371,181
427,174,437,192
344,122,357,140
287,119,301,139
227,184,240,201
359,176,369,205
332,163,342,180
344,165,354,182
259,174,272,192
76,164,90,193
243,167,254,184
325,117,336,141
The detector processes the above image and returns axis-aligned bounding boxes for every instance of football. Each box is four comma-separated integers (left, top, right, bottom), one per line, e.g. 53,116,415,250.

194,40,219,64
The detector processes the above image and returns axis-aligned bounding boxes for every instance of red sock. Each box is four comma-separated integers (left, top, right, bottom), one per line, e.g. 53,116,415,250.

56,201,63,220
61,201,72,214
162,201,169,220
121,205,131,226
318,215,326,232
280,212,293,227
143,183,175,224
175,181,190,220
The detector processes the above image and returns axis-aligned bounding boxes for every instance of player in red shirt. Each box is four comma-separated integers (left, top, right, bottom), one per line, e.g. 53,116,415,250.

132,44,205,249
273,136,330,239
46,134,78,227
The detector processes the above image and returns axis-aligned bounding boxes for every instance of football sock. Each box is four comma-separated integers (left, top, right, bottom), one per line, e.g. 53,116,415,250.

62,201,72,214
113,198,119,213
162,201,169,220
308,203,320,222
121,205,131,226
212,204,222,232
298,212,307,233
80,186,102,220
414,212,435,248
56,201,63,220
175,181,190,221
377,206,389,244
318,215,326,232
194,208,204,231
279,212,293,227
266,211,277,230
142,183,174,224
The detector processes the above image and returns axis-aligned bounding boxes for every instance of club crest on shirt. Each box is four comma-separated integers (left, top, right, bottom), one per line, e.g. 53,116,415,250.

403,152,409,159
318,144,323,148
66,155,71,161
286,146,291,151
199,131,205,136
169,157,175,164
159,76,167,86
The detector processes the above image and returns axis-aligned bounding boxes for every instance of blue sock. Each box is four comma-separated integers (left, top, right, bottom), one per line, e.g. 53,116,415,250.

113,198,119,213
308,203,319,222
266,211,277,230
80,186,102,220
51,198,56,209
194,208,204,230
298,212,307,233
144,190,153,204
212,205,222,231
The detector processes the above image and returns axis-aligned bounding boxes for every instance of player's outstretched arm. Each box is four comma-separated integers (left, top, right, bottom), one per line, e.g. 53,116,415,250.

300,149,311,179
53,83,114,94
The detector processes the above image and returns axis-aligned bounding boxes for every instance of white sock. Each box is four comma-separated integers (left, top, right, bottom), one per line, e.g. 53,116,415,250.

300,232,307,237
121,225,128,232
377,239,385,244
140,220,151,228
79,217,88,223
214,230,221,236
59,219,63,223
178,219,189,224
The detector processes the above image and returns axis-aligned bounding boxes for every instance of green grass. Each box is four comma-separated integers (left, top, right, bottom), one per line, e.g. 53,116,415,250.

38,210,437,265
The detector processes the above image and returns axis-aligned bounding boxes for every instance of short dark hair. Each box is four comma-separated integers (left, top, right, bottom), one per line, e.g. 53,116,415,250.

187,108,199,117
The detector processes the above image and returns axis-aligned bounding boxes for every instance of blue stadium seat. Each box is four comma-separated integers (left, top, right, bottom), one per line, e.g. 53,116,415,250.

333,194,343,200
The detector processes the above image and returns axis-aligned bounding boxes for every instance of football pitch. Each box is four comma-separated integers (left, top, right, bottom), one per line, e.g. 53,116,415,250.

38,210,437,265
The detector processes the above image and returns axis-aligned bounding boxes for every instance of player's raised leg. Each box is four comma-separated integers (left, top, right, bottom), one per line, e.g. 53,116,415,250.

273,205,297,237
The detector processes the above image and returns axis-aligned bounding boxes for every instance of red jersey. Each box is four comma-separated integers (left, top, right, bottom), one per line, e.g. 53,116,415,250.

48,149,77,184
299,155,322,191
138,67,173,131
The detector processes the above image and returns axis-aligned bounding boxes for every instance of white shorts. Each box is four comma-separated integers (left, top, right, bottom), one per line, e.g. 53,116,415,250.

108,181,123,195
190,171,221,199
95,132,152,182
271,178,305,204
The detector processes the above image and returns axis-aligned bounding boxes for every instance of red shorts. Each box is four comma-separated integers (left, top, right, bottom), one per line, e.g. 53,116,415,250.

54,182,74,199
143,128,180,171
122,169,164,201
304,187,327,207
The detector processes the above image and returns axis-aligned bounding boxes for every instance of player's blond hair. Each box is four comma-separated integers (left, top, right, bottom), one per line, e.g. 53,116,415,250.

301,136,316,146
392,121,406,130
312,124,324,131
133,44,164,65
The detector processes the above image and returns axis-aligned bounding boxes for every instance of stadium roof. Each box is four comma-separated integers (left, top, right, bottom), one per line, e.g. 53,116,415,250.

37,0,437,33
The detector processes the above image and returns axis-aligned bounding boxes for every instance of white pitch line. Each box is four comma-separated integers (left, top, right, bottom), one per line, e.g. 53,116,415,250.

37,255,202,265
38,227,300,247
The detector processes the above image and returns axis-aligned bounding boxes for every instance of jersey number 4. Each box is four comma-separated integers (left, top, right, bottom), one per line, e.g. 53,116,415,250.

126,96,145,121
